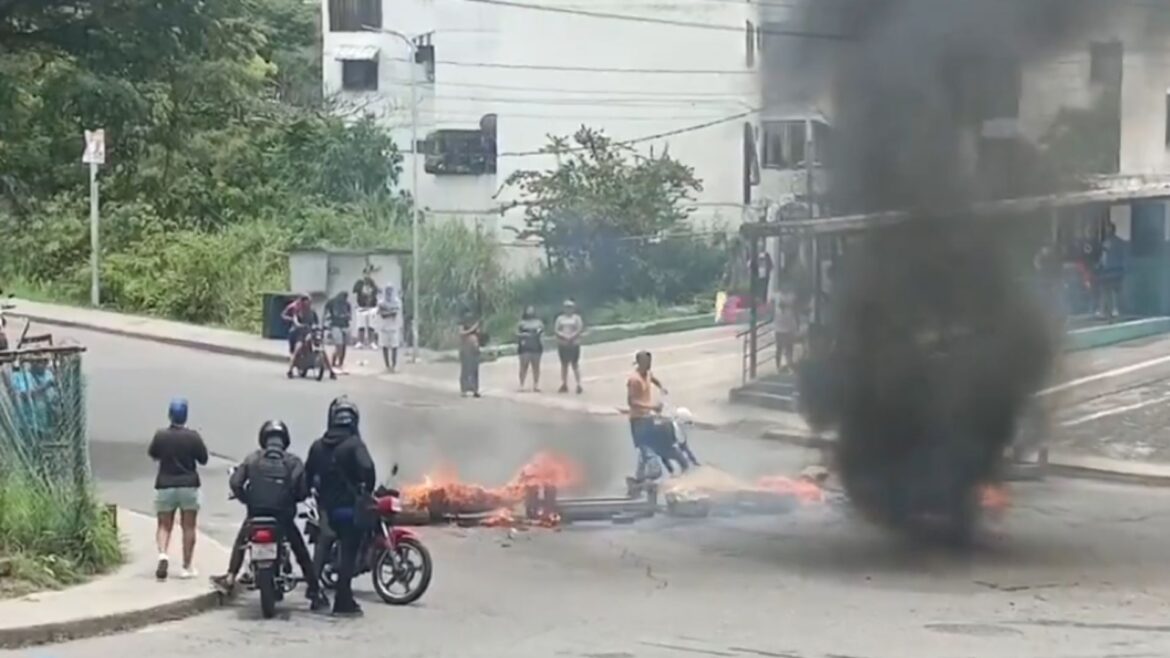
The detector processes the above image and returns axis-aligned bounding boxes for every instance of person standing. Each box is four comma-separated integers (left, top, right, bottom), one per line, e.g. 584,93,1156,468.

626,350,666,483
147,398,209,581
554,299,584,394
773,280,800,372
352,268,379,349
747,246,774,302
458,310,482,398
306,397,376,616
516,305,544,392
1097,221,1128,320
378,285,404,372
324,291,352,371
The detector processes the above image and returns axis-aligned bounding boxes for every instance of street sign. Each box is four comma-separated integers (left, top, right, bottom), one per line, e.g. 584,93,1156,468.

82,129,106,165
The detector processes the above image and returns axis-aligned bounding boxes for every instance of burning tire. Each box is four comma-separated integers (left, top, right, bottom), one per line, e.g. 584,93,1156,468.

372,537,432,605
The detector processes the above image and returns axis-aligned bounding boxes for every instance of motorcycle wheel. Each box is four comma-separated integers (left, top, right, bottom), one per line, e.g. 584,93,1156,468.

372,537,432,605
256,567,278,619
316,355,325,381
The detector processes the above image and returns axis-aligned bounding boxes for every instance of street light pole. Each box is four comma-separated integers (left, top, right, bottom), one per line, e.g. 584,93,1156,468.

366,26,423,361
408,38,421,363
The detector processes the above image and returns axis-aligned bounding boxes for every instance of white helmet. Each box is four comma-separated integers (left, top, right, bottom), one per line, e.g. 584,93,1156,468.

674,407,694,424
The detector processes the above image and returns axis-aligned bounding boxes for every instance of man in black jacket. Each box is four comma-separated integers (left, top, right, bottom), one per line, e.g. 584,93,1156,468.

306,397,376,616
211,420,327,611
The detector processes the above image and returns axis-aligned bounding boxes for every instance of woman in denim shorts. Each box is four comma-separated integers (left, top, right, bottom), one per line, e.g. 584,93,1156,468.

148,399,209,580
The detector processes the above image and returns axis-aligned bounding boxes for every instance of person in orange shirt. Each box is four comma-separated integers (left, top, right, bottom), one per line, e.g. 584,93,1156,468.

627,350,667,482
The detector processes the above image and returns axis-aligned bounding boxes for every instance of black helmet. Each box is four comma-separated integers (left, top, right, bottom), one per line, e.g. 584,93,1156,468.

328,396,360,431
258,419,291,449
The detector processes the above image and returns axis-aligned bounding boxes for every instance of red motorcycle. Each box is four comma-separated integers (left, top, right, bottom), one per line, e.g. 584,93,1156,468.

304,471,433,605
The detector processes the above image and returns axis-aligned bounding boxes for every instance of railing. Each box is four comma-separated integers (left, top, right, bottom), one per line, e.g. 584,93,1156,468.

738,315,776,386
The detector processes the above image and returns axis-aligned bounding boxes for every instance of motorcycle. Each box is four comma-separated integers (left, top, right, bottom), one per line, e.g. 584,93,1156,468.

303,464,433,605
625,401,700,497
227,467,305,619
290,324,329,380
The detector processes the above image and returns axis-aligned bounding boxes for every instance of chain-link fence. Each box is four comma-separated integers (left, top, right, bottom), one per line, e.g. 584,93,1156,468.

0,346,90,496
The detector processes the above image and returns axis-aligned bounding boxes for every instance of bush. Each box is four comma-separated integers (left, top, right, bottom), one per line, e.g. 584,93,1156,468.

411,220,515,349
102,220,288,332
0,472,121,591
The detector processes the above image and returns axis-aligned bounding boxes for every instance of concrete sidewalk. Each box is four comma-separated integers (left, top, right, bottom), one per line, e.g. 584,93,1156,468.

0,508,229,648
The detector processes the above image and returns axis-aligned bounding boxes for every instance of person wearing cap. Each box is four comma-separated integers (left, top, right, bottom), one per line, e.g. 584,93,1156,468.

627,350,668,481
147,398,209,580
554,299,585,394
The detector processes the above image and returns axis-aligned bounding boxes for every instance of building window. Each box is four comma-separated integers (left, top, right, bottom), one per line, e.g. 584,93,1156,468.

342,60,378,91
1090,41,1123,87
329,0,382,32
761,120,807,170
423,120,498,176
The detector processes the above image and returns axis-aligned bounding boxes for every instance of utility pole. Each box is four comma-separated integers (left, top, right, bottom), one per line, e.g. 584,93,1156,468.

366,26,427,362
82,130,106,307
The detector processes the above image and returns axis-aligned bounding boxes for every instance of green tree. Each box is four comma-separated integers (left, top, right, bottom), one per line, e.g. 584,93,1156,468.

507,126,723,308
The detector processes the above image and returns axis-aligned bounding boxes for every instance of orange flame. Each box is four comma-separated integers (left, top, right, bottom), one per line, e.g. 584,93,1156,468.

754,475,825,504
979,483,1010,517
400,451,582,527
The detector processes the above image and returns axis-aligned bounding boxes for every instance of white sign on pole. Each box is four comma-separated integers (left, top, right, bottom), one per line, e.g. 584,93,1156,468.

82,129,106,165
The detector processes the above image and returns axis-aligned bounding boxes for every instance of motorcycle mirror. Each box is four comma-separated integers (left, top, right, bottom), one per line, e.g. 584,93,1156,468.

391,463,399,476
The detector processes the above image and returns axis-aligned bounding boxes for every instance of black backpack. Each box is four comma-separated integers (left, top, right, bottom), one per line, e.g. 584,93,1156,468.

247,447,294,512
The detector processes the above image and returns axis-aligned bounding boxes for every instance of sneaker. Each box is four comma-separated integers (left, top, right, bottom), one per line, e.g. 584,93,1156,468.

558,385,568,394
179,567,197,580
155,554,169,581
576,385,584,395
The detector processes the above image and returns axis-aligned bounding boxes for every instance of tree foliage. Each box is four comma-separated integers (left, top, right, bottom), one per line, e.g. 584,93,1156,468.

507,127,724,308
0,0,472,336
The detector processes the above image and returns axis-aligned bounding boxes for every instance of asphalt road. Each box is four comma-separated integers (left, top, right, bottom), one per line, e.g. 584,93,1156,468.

8,326,1170,658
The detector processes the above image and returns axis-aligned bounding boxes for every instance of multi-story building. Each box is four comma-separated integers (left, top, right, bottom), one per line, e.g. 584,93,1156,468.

320,0,842,268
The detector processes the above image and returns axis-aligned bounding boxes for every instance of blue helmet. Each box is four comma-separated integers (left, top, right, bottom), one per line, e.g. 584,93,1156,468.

168,398,189,426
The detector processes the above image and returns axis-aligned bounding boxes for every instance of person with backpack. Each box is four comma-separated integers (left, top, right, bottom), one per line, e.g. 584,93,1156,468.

211,420,327,611
305,397,376,616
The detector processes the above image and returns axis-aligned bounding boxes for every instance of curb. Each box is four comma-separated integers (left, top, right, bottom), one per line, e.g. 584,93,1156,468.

0,590,226,649
1044,458,1170,487
12,312,288,364
433,313,719,363
0,508,232,649
759,427,1170,488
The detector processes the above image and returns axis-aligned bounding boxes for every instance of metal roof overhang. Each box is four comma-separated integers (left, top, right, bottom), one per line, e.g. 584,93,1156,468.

741,183,1170,239
332,45,380,61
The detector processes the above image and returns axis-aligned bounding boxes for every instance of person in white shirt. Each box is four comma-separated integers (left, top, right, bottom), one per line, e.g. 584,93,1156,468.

377,285,404,372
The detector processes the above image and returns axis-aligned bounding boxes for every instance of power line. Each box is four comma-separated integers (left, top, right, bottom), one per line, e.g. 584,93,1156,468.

411,94,752,108
459,0,853,40
500,107,758,156
384,76,752,98
385,56,756,75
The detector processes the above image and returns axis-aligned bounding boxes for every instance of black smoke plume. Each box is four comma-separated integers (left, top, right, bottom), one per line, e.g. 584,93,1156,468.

796,0,1124,545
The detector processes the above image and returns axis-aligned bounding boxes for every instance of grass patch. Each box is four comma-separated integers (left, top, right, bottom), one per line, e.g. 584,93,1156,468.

0,473,122,598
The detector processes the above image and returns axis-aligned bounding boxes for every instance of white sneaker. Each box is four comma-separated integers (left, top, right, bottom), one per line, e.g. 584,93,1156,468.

179,567,198,580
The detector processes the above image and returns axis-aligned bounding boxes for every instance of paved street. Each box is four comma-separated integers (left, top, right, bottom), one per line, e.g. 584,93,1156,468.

7,326,1170,657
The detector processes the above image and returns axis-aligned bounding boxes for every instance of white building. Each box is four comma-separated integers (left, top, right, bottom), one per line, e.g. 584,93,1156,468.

320,0,837,269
